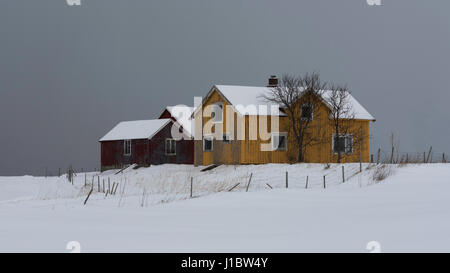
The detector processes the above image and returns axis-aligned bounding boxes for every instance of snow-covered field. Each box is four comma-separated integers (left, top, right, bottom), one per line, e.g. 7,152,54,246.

0,163,449,252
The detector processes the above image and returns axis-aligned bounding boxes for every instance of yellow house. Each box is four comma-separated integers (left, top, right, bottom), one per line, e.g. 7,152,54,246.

193,78,375,166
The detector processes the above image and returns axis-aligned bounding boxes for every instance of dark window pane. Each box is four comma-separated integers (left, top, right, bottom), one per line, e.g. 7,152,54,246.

278,136,286,149
223,134,230,143
301,105,313,120
334,136,345,153
166,139,176,155
204,138,212,151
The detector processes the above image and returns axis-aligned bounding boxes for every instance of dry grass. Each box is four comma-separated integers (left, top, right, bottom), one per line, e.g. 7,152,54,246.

372,164,394,182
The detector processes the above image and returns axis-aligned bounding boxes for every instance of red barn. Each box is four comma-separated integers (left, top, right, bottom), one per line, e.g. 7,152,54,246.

99,106,195,171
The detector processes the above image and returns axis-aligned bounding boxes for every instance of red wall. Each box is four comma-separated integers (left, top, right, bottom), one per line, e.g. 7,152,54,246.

100,120,194,171
101,139,149,171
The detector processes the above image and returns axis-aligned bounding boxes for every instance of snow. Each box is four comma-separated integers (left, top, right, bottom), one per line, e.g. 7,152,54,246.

0,163,449,252
215,85,285,116
99,119,171,141
321,90,375,120
213,85,374,120
166,105,195,137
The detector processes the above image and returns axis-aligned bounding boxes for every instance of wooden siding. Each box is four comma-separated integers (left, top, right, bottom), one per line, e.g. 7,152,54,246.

194,87,372,165
101,121,194,171
101,139,149,171
149,121,194,165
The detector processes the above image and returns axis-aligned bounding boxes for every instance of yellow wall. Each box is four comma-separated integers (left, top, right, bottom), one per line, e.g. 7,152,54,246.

194,87,372,165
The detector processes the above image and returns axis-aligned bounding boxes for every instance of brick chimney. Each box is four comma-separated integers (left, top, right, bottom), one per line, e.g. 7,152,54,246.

267,75,278,87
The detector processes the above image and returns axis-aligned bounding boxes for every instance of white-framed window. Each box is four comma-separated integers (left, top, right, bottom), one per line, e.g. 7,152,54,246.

165,139,176,155
223,133,231,144
203,136,213,152
301,104,313,120
212,102,223,123
271,132,287,151
124,140,131,156
332,134,353,154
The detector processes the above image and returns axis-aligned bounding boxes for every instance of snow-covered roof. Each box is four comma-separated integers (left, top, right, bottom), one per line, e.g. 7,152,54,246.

165,105,195,137
99,119,171,142
211,85,374,120
321,90,375,120
214,85,286,116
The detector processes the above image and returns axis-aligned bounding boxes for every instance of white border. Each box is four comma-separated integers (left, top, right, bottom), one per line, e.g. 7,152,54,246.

124,139,131,156
165,138,176,156
331,134,353,155
271,132,288,151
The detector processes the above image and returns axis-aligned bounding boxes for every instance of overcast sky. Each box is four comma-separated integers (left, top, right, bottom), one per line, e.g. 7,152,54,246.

1,0,449,175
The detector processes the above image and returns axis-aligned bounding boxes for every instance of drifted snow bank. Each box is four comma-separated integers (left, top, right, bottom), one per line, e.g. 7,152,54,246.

0,163,449,252
0,163,372,207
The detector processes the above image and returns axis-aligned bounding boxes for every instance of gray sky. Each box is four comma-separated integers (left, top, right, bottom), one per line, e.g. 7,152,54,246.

1,0,449,175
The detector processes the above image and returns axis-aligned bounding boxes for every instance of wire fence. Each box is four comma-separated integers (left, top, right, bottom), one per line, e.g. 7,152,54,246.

372,148,449,164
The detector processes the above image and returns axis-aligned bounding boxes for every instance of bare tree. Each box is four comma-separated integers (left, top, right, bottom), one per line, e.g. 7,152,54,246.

326,84,355,163
263,73,326,162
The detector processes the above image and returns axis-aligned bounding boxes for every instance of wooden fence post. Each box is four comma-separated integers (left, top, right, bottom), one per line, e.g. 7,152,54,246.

97,176,100,192
84,188,93,205
246,173,253,192
443,153,446,163
323,176,326,189
190,177,193,198
108,178,111,192
285,171,288,189
228,183,240,192
342,166,345,183
84,173,87,187
102,179,105,193
305,176,309,189
426,146,433,163
406,153,409,164
58,168,61,177
390,134,394,164
377,148,381,164
370,154,373,163
423,152,426,163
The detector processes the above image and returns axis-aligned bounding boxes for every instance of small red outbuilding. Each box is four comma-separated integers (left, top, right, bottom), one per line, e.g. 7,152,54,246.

99,106,194,171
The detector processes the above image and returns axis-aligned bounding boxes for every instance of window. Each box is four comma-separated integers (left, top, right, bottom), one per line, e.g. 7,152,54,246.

223,134,230,144
272,132,287,151
332,134,353,154
165,139,176,155
212,102,223,123
203,136,213,152
124,140,131,155
301,104,313,120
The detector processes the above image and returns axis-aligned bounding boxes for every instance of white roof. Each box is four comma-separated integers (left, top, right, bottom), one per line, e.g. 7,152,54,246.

321,90,375,120
214,85,374,120
99,119,171,141
214,85,285,116
165,105,195,137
